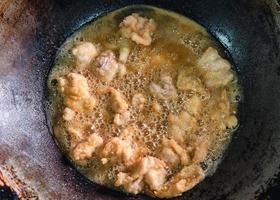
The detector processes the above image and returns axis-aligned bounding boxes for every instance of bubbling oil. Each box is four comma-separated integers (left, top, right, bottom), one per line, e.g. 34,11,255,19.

47,5,240,193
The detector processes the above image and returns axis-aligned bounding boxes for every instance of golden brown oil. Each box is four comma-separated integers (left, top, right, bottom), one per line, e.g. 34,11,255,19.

47,5,240,188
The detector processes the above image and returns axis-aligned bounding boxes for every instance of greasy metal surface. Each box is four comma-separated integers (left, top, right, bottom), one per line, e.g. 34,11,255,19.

0,0,279,199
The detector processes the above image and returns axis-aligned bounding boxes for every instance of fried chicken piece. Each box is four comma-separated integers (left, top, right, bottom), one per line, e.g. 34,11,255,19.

102,137,136,166
114,110,130,126
57,73,96,112
150,76,177,100
115,173,144,194
62,107,75,121
191,137,210,164
168,111,197,143
152,101,162,113
96,50,119,82
160,138,190,166
198,47,233,88
120,13,156,46
185,95,202,116
177,74,204,92
119,46,130,63
155,164,204,198
72,134,103,161
107,87,129,113
115,156,167,193
132,93,146,110
72,42,98,68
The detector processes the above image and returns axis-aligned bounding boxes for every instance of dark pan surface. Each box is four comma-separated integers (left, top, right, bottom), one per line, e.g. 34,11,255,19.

0,0,279,199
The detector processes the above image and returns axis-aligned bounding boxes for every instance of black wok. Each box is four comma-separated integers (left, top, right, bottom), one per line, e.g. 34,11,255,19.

0,0,279,199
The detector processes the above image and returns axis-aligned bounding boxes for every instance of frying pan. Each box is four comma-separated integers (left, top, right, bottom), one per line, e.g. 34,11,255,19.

0,0,279,199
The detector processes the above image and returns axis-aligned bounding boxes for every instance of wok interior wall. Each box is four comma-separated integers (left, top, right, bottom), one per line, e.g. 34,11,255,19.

0,0,279,199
